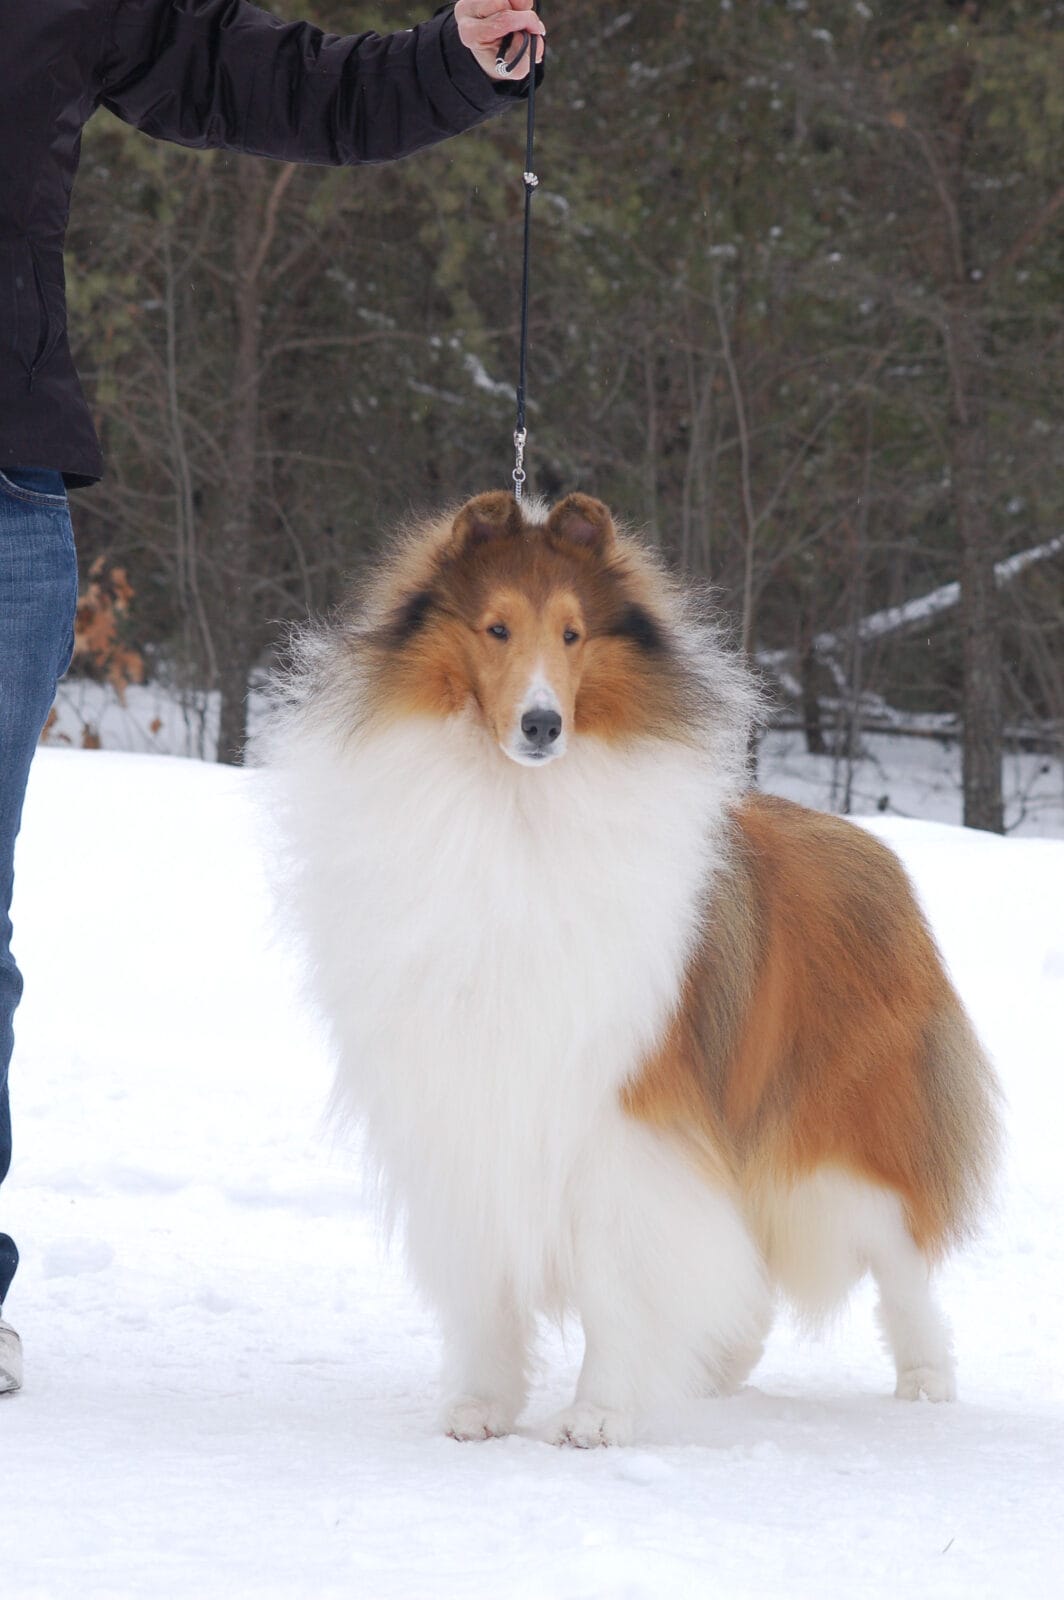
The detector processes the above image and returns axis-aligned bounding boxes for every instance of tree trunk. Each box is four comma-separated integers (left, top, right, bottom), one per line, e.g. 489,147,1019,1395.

799,634,827,756
933,48,1005,834
946,294,1004,833
212,164,295,765
215,638,257,766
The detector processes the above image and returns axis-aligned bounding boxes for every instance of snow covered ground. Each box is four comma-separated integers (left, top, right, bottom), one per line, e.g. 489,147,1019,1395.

45,675,1064,837
3,749,1063,1599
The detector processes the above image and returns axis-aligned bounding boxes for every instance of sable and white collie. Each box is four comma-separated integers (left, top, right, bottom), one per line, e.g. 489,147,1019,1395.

262,490,1000,1447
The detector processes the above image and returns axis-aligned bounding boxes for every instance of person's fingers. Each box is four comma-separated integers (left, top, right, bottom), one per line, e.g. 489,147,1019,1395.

456,6,545,43
461,0,542,16
454,0,545,80
478,11,545,41
489,12,544,40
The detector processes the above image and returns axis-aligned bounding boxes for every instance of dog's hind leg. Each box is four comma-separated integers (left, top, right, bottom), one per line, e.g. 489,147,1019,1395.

437,1284,532,1441
541,1118,770,1447
712,1305,773,1396
867,1203,956,1402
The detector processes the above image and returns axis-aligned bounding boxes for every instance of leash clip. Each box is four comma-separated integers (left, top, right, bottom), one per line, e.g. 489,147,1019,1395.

512,427,527,501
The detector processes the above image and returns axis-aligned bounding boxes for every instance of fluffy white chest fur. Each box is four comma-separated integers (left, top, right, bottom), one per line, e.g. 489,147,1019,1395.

278,713,732,1313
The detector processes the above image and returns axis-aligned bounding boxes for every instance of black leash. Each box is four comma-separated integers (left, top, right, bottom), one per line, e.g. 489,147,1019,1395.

497,12,539,502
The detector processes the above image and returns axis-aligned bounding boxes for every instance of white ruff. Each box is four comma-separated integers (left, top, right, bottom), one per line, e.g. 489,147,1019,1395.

273,712,736,1320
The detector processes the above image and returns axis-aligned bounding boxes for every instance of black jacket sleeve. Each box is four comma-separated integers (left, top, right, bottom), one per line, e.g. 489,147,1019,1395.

96,1,514,165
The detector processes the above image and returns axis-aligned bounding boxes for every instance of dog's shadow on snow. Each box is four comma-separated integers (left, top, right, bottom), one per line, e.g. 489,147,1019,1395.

603,1383,1029,1468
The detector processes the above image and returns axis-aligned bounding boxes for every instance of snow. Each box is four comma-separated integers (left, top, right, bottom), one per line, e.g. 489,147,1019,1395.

44,677,1064,836
759,730,1063,837
4,748,1063,1599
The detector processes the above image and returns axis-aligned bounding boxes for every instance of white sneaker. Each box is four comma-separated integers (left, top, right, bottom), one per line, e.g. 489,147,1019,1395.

0,1316,22,1393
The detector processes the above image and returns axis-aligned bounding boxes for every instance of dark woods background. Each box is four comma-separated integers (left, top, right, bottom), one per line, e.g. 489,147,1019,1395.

66,1,1064,829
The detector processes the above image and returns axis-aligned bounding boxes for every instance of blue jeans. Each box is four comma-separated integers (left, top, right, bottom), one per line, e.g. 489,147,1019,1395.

0,469,78,1308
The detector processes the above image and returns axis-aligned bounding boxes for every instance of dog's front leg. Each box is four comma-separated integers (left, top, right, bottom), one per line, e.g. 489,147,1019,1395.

542,1117,770,1448
437,1286,531,1442
541,1326,640,1450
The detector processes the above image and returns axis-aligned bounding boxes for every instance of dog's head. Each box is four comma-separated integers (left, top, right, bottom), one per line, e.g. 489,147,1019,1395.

367,492,691,766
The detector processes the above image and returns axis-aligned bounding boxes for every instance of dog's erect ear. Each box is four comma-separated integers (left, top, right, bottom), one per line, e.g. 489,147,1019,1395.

545,493,617,555
450,491,523,552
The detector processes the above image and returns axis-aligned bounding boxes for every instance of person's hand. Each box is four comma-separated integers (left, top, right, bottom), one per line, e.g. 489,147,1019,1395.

453,1,546,81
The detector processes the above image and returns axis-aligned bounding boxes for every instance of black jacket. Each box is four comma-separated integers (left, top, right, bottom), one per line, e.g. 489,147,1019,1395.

1,1,524,485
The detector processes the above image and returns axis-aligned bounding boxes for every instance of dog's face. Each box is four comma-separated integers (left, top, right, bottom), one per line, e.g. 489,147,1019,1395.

370,492,686,765
465,576,586,765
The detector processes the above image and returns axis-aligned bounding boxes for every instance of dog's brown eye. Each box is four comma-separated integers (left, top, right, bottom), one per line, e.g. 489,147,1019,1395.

563,628,580,645
487,623,510,642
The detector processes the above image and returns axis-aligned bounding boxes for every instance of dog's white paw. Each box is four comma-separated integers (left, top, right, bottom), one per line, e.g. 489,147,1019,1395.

541,1402,634,1449
443,1396,513,1441
895,1365,956,1402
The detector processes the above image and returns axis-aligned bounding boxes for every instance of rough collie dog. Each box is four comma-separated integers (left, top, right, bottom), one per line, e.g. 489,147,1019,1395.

262,490,1000,1447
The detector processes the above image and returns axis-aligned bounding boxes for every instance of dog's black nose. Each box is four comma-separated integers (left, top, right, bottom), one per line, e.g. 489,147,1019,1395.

521,707,562,748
